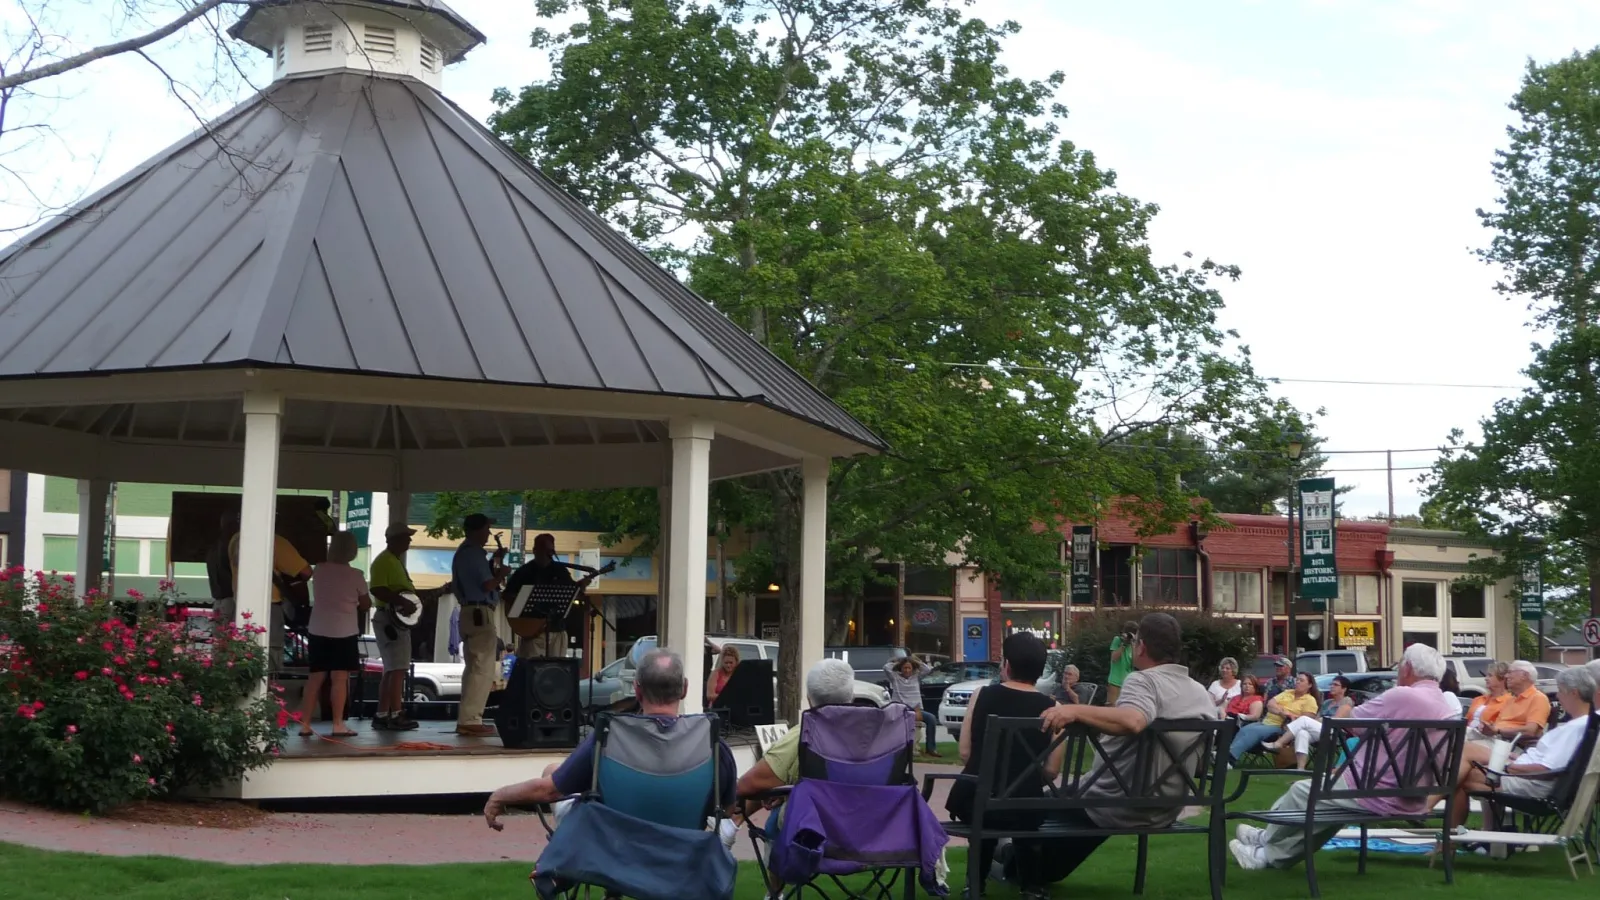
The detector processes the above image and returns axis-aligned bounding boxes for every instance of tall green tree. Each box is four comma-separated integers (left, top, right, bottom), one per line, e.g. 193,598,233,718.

1113,400,1336,515
474,0,1270,715
1424,47,1600,621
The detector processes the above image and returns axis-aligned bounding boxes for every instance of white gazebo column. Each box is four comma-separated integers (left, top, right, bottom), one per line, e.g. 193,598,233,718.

657,484,672,646
800,456,828,705
387,491,411,530
665,420,712,713
73,478,110,600
235,393,283,663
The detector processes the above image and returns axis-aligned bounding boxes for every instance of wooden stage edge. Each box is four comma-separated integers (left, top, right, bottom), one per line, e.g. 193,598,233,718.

220,720,761,801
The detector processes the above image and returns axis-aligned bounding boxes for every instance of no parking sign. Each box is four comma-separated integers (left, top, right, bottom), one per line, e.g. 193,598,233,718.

1583,617,1600,647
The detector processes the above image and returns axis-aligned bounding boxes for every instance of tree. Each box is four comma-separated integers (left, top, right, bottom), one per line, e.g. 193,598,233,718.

1111,399,1335,515
1423,48,1600,619
481,0,1272,716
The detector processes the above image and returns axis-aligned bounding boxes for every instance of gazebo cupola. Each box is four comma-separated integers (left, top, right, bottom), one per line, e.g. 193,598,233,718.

228,0,486,90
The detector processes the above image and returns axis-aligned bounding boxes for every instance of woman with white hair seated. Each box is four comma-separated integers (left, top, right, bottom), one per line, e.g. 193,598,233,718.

1442,665,1596,831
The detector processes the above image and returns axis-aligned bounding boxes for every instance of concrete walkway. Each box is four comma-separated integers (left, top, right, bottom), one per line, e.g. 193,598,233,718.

0,764,966,867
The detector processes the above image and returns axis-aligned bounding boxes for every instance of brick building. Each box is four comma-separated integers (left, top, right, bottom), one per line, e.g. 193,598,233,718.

983,512,1396,665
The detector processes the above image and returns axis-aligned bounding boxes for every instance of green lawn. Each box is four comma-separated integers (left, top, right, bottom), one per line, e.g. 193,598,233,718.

2,775,1594,899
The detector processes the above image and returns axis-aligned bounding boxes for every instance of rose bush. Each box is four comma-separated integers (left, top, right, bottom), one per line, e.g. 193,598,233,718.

0,568,287,812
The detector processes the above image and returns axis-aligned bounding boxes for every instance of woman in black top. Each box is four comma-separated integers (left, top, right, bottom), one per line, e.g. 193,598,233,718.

946,633,1063,898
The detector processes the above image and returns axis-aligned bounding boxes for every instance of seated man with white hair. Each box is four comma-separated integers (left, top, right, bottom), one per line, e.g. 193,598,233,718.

1231,642,1461,871
736,657,858,798
1587,659,1600,705
1443,664,1597,830
1487,660,1553,742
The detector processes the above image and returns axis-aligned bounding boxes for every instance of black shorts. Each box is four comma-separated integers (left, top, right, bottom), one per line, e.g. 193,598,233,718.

307,634,360,673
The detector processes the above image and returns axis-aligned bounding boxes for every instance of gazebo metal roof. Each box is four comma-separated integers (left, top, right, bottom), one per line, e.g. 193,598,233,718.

0,71,880,490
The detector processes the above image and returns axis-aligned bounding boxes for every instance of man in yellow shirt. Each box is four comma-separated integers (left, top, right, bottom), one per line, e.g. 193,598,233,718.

1230,671,1321,762
229,531,312,673
369,523,425,731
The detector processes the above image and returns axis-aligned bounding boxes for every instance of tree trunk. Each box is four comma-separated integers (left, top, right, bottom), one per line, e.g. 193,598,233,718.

1589,546,1600,617
771,477,803,722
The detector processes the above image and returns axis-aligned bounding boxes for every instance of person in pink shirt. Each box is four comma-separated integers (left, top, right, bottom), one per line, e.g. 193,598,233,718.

1230,642,1459,870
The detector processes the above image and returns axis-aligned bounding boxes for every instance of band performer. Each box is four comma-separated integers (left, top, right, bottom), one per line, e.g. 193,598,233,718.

503,533,600,659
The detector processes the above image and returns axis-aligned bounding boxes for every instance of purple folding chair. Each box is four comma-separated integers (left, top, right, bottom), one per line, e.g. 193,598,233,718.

750,703,949,899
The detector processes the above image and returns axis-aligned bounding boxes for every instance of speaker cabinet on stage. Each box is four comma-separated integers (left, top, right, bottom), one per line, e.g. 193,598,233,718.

711,659,775,727
496,657,582,749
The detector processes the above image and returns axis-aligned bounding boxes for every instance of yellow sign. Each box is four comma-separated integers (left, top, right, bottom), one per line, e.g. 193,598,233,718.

1337,621,1376,648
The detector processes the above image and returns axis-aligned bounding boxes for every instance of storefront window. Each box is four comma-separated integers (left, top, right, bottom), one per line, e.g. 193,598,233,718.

1213,570,1262,613
905,599,952,659
1099,546,1134,606
1334,574,1381,615
1002,607,1062,649
1141,548,1198,605
1450,583,1486,619
1402,581,1438,618
904,565,953,597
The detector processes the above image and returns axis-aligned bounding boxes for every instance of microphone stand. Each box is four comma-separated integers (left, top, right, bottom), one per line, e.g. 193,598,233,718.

580,591,618,726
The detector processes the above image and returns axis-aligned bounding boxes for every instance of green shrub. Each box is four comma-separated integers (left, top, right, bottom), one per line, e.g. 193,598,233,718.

1060,609,1258,691
0,568,287,813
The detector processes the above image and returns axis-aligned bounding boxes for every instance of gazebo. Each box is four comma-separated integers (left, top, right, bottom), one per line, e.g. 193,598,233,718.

0,0,881,792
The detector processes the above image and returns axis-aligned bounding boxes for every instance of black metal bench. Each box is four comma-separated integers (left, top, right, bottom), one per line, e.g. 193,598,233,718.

923,715,1236,900
1225,717,1467,898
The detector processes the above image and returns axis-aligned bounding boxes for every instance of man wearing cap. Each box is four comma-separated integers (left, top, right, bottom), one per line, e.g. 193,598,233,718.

454,513,510,737
503,533,596,659
369,523,423,731
1264,658,1295,697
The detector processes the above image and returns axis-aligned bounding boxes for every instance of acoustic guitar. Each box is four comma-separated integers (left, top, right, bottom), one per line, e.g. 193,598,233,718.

504,560,618,639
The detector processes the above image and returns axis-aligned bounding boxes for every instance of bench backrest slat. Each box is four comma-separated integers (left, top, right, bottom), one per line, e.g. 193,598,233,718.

970,716,1235,821
1309,718,1467,805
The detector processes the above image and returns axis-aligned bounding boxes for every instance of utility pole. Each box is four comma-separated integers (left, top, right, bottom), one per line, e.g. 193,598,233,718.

1386,450,1395,523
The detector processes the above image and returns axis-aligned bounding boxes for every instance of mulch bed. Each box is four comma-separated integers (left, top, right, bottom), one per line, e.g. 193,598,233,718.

101,798,272,830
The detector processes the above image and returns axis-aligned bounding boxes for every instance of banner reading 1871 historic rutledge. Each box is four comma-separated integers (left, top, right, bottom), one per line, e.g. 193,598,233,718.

1298,477,1338,611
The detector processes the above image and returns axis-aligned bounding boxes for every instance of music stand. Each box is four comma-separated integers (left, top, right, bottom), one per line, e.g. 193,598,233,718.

510,583,580,657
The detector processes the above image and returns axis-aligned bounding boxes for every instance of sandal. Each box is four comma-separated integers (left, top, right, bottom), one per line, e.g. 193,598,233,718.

331,729,358,737
298,729,315,738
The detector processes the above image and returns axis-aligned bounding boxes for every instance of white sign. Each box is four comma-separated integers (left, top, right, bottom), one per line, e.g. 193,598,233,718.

1583,617,1600,647
755,723,790,757
1449,632,1488,656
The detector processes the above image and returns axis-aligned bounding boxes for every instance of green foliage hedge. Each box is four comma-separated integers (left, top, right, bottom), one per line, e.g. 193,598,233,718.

1060,609,1258,692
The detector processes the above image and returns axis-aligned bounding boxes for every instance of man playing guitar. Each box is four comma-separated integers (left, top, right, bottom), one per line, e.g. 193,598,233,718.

503,533,602,658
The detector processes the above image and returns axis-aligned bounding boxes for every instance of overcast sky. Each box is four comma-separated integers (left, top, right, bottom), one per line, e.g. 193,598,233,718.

5,0,1597,518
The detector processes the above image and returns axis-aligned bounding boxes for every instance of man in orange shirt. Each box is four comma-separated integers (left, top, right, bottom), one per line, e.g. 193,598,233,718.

1489,661,1552,740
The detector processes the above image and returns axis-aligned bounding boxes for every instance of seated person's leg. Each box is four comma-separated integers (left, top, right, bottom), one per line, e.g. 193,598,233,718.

1257,779,1347,869
1010,810,1106,886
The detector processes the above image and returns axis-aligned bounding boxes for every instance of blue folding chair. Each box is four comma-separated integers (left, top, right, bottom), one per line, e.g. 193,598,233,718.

531,713,736,900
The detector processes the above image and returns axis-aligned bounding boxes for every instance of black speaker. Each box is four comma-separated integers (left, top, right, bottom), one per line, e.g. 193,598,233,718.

495,656,582,749
712,659,775,727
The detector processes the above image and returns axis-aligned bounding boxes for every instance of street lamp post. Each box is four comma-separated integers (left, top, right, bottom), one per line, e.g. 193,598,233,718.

1285,435,1304,659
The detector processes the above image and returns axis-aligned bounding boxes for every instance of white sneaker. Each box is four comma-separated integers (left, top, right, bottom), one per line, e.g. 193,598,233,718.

1235,824,1267,847
713,816,739,849
1230,839,1268,871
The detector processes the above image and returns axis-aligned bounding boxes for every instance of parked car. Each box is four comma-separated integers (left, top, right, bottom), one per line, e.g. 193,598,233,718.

826,645,910,688
1443,656,1496,698
1314,671,1399,706
1248,654,1292,680
918,660,999,708
1296,650,1372,676
936,658,1061,740
354,633,462,702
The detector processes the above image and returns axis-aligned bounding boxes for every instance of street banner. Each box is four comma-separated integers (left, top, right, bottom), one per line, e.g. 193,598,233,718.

1519,559,1544,622
1070,525,1094,605
344,491,372,545
1298,477,1338,611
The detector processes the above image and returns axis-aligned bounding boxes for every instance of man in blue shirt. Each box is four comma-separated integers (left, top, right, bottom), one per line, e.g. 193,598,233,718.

483,648,737,827
453,513,508,736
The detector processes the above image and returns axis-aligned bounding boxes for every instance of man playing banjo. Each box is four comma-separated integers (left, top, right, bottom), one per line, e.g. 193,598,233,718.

368,523,442,731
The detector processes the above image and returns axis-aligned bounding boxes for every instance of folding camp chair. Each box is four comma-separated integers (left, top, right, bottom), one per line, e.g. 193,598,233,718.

1443,712,1600,878
531,713,736,900
749,703,947,899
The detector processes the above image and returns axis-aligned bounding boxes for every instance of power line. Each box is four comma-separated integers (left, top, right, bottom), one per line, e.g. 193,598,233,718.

1320,465,1432,474
1270,377,1527,390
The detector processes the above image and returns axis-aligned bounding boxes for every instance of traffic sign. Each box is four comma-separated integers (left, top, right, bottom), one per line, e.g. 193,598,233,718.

1583,617,1600,647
